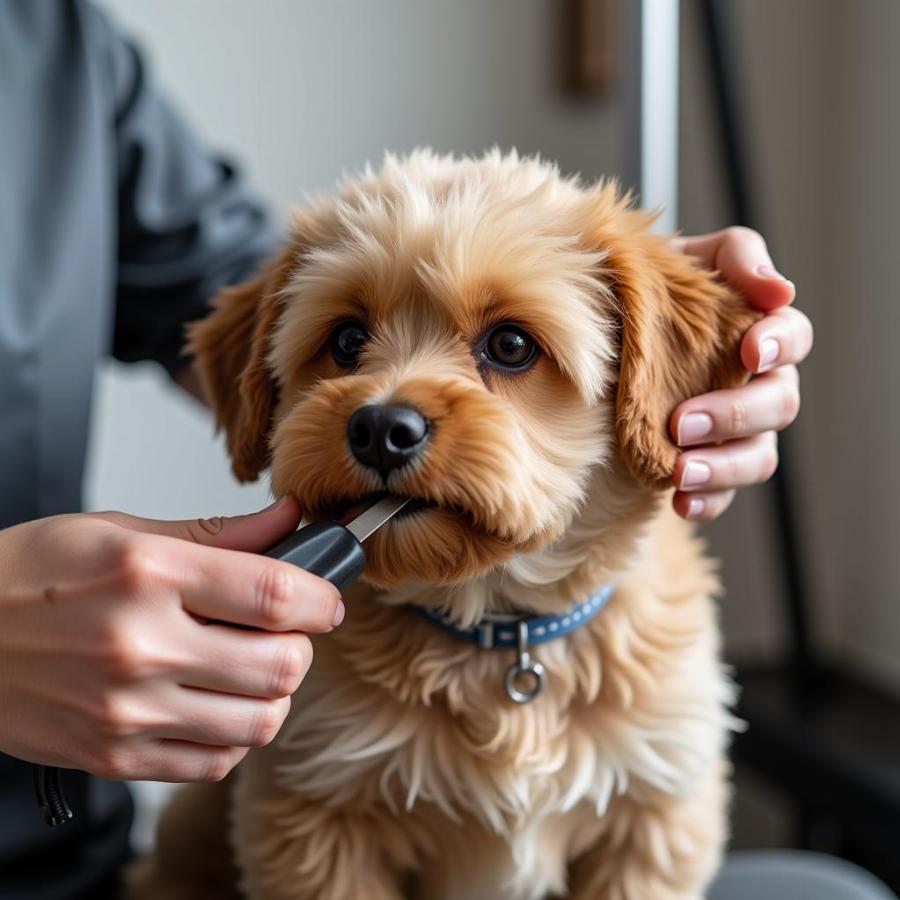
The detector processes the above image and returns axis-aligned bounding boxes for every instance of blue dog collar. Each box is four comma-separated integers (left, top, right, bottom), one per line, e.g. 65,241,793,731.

412,584,616,704
414,584,616,650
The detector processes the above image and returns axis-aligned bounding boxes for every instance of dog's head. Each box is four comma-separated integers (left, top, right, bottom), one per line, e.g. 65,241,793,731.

190,150,756,590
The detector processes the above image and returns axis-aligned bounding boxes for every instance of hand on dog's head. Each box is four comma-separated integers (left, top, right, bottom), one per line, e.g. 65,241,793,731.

189,150,757,588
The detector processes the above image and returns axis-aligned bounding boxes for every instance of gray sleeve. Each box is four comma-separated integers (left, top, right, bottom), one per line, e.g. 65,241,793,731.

86,2,279,376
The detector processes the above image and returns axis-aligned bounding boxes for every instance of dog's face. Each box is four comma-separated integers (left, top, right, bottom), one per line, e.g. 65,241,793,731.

191,151,755,589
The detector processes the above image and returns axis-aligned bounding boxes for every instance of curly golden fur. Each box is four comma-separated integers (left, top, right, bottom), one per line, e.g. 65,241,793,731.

129,149,758,900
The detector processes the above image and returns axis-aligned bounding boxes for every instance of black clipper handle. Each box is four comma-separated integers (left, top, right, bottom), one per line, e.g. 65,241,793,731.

264,521,367,591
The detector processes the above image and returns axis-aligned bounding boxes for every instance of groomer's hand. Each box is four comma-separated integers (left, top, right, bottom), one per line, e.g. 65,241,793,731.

669,227,814,521
0,497,341,782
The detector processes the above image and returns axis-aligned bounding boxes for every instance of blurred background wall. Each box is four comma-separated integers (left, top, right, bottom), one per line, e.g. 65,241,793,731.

89,0,897,854
681,0,900,697
86,0,627,513
91,0,897,688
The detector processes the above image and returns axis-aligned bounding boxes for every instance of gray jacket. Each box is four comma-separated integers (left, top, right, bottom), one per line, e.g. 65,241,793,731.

0,0,276,527
0,2,275,896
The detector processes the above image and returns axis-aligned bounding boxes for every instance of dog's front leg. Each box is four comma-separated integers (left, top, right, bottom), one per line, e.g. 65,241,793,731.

565,763,729,900
234,788,409,900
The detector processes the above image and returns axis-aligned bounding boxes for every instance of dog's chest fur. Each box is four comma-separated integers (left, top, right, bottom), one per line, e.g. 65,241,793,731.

237,510,735,899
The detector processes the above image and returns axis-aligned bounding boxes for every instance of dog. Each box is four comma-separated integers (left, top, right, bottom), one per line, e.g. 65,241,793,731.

129,149,758,900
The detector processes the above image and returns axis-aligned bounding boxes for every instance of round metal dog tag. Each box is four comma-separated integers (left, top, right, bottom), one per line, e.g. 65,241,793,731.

504,618,546,703
504,658,546,704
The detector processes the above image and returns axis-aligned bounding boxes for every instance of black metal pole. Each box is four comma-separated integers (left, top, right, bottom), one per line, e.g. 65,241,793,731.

697,0,816,681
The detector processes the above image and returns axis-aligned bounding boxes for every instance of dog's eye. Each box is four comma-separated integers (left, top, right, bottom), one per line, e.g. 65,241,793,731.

482,324,538,371
330,320,368,368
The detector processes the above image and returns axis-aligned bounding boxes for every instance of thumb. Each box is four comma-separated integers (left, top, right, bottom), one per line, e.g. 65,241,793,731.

115,496,303,553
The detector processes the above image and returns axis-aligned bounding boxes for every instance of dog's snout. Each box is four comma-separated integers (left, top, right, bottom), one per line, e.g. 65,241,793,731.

347,405,429,479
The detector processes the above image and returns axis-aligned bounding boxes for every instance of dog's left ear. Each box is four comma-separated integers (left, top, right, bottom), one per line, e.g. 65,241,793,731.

186,240,299,482
596,205,761,489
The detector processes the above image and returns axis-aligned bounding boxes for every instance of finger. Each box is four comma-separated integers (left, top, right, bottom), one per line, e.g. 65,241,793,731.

143,743,249,784
178,627,313,700
673,433,778,493
740,307,814,374
670,368,800,446
141,743,249,783
173,540,343,633
106,496,303,554
671,227,795,312
154,689,291,749
672,489,736,522
97,741,247,783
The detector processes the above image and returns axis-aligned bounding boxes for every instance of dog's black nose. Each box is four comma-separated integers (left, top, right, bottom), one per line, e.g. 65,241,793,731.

347,405,429,479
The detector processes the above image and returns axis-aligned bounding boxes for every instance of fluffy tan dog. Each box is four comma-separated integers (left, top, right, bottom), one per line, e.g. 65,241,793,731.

129,149,758,900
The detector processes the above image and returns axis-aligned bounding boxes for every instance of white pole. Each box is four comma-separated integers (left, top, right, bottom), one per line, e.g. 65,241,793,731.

639,0,681,233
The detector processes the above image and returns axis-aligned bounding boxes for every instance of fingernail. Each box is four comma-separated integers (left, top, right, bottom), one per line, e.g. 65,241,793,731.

687,497,706,519
757,264,787,281
332,600,346,627
757,337,780,372
678,412,713,445
681,460,711,489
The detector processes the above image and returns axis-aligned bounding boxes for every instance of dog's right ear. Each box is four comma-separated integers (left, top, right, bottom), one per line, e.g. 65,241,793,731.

186,241,300,482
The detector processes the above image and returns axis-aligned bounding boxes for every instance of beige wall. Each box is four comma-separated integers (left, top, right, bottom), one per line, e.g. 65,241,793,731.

828,0,900,690
91,1,899,697
681,0,900,692
88,0,627,521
